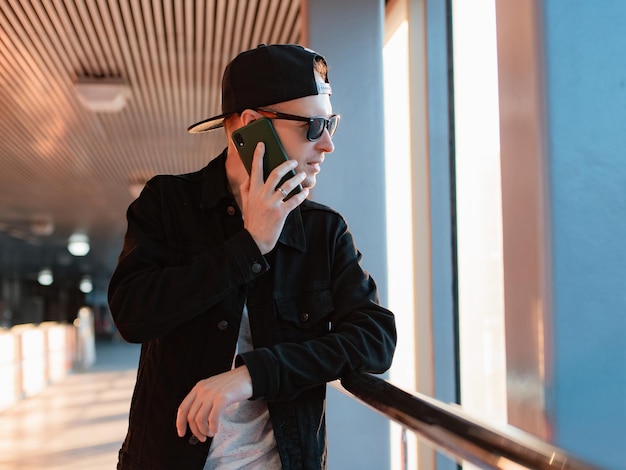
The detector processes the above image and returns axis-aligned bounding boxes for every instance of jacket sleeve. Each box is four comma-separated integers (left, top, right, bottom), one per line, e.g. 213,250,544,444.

237,217,397,401
107,177,267,343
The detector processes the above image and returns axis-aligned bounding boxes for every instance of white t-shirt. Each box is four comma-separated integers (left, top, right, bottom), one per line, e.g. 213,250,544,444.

204,306,282,470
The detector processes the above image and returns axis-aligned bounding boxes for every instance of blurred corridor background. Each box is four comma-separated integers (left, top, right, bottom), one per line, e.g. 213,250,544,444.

1,1,625,469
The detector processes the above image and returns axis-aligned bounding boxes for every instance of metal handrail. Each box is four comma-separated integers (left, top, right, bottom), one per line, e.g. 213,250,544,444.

334,373,602,470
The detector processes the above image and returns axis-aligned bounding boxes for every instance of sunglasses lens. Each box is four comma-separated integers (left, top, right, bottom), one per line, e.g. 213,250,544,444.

307,116,340,141
308,118,325,141
327,115,339,137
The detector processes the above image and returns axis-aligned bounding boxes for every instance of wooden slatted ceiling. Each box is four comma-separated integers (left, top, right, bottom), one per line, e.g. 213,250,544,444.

0,0,301,282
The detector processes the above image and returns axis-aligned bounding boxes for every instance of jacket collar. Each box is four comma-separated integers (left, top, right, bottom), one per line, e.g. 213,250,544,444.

201,148,306,253
279,209,306,252
200,148,231,209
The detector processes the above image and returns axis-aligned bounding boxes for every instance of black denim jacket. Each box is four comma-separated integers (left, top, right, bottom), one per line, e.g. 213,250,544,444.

108,150,397,469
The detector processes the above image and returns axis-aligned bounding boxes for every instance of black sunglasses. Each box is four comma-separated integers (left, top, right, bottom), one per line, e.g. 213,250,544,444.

256,108,340,141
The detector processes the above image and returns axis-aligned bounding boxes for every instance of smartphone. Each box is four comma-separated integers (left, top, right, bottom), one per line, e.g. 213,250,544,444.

231,118,302,200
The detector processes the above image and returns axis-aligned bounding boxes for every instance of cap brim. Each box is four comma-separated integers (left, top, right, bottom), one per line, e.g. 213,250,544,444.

187,114,227,133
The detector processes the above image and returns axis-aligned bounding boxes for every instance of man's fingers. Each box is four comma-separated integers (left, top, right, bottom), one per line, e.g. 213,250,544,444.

176,388,211,442
188,398,209,442
249,142,265,182
266,160,298,190
249,141,302,195
282,187,309,209
176,391,194,437
207,396,228,437
176,367,253,442
275,171,306,199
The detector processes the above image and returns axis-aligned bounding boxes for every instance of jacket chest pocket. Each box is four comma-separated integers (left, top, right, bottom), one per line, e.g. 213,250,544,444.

274,288,334,342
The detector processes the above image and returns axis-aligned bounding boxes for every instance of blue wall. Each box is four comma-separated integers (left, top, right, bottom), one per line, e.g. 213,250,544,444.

543,2,626,468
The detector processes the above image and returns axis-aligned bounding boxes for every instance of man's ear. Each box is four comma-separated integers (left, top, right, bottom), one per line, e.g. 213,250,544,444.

239,109,264,126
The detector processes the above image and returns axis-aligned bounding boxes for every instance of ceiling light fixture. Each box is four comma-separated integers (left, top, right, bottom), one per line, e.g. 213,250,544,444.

68,233,90,256
38,268,53,286
75,77,130,113
79,276,93,294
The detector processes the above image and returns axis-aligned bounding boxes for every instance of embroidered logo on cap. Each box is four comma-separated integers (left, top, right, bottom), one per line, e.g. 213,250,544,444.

317,82,332,95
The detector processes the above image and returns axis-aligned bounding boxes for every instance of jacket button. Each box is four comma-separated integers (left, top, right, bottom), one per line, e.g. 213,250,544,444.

189,435,200,445
300,312,310,322
217,320,228,330
226,205,236,216
251,262,262,273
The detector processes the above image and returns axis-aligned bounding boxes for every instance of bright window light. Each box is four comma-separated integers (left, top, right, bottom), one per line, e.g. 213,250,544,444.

384,19,418,470
452,0,507,424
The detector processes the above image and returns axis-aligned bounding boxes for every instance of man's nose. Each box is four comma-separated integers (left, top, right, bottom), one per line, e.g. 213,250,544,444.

316,129,335,153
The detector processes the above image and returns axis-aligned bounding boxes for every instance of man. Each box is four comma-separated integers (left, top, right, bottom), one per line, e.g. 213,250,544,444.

108,44,396,469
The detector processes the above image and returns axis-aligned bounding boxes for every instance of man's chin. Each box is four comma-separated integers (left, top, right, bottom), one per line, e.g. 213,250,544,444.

301,178,316,190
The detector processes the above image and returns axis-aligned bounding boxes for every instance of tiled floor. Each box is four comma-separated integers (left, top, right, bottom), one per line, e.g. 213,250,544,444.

0,340,141,470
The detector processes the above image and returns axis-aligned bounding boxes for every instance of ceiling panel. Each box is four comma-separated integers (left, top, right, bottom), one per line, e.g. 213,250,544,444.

0,0,301,291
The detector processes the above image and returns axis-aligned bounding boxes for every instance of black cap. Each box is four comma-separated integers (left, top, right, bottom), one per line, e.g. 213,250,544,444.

187,44,331,133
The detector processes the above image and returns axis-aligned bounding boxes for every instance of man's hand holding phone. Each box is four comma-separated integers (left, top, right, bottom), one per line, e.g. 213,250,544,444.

239,142,309,254
231,118,303,199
